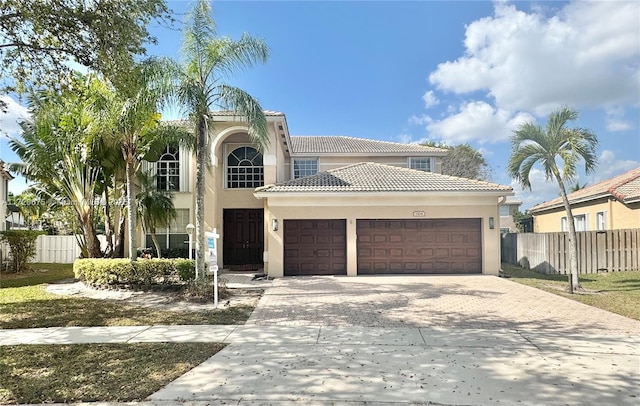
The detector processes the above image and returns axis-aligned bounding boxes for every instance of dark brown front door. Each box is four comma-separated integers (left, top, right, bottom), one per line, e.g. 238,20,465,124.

284,219,346,276
357,219,482,274
223,209,264,266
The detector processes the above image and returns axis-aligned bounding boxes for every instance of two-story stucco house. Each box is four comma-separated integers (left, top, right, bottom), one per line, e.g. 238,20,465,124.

0,160,13,231
142,111,513,277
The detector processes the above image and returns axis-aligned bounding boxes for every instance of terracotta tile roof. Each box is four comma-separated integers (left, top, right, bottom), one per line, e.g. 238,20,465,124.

256,162,513,194
290,136,448,154
530,167,640,212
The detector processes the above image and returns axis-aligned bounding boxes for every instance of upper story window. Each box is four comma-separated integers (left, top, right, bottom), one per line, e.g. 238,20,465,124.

227,146,264,189
157,146,180,191
409,157,434,172
499,205,510,216
293,158,318,179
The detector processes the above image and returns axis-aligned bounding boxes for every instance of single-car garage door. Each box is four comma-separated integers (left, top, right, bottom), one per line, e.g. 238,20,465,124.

284,219,346,276
357,219,481,274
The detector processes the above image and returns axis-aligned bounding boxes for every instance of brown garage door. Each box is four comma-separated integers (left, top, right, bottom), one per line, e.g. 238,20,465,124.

357,219,481,274
284,219,347,276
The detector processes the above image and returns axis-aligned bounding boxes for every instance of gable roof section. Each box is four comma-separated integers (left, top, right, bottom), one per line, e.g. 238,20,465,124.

255,162,512,195
530,167,640,213
290,136,447,155
0,160,14,180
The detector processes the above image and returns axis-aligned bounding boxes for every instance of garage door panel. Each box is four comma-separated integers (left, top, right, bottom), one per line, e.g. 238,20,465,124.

357,219,481,275
284,219,347,276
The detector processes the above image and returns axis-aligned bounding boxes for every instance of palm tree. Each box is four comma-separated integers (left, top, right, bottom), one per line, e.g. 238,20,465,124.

9,75,106,257
156,0,270,276
137,170,176,259
103,62,191,260
507,107,598,293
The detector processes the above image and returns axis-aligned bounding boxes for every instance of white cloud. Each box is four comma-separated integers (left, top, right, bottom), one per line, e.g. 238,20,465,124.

590,150,640,182
510,168,563,210
0,96,30,138
423,101,534,144
422,90,439,108
429,1,640,114
605,107,632,132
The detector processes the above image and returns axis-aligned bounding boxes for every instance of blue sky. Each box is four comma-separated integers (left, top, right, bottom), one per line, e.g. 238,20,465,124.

1,0,639,210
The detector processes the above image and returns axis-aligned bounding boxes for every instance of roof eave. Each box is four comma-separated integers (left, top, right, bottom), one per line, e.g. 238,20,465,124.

255,190,514,199
290,151,449,157
530,192,612,213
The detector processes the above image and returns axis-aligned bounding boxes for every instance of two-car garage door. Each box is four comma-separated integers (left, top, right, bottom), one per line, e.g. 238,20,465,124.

357,219,482,274
283,218,482,276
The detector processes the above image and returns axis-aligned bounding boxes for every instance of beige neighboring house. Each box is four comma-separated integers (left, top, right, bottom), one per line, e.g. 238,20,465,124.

0,160,14,231
142,111,514,277
499,199,522,233
529,167,640,232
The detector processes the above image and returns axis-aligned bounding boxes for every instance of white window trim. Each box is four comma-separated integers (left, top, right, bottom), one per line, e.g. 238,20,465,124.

291,157,319,179
224,143,264,190
596,211,607,231
408,157,435,172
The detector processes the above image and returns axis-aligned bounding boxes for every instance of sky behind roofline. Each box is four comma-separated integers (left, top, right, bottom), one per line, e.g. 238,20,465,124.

1,0,638,210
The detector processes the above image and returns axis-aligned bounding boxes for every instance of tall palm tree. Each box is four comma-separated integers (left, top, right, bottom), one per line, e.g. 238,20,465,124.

156,0,270,276
103,62,191,260
507,107,598,293
137,170,176,259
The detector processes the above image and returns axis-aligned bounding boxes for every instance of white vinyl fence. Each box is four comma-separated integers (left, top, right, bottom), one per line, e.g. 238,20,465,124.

34,235,83,263
1,234,109,265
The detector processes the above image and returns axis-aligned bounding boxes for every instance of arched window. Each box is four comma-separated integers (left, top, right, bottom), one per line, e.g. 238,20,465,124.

227,146,263,188
157,146,180,191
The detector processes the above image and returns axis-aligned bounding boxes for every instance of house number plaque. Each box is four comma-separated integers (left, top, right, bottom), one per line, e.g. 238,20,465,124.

413,211,426,217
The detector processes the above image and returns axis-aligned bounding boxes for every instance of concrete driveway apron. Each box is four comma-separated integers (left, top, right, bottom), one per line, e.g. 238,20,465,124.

151,275,640,405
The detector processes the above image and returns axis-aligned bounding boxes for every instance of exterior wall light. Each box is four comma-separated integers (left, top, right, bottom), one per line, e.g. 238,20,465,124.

489,217,495,230
272,218,278,231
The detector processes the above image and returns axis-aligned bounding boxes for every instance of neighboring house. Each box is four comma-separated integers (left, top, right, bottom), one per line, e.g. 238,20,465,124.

529,167,640,232
499,199,522,233
143,111,514,277
0,160,13,231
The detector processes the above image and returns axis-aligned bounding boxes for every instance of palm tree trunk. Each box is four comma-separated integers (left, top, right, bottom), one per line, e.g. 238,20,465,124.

194,117,207,279
114,205,126,258
553,170,581,293
125,157,137,260
102,188,114,257
150,232,163,259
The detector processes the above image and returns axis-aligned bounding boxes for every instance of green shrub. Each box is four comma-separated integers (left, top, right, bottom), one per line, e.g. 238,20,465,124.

74,258,196,287
0,230,42,273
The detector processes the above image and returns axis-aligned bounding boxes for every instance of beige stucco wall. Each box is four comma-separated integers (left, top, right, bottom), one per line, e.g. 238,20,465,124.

204,121,286,263
283,155,444,180
259,194,503,278
533,197,640,232
0,176,8,231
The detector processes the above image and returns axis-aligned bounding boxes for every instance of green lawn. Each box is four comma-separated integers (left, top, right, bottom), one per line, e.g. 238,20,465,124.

0,342,224,404
0,263,256,329
501,263,640,321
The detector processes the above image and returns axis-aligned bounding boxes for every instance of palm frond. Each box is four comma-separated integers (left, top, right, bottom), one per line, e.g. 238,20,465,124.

216,84,269,151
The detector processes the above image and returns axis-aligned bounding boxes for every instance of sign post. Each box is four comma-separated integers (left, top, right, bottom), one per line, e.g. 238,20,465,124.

205,229,220,307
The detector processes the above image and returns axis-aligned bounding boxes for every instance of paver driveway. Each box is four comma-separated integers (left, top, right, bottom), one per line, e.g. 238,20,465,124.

248,274,640,333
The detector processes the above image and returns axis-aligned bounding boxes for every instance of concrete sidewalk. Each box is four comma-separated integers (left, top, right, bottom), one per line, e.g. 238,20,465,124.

3,324,639,405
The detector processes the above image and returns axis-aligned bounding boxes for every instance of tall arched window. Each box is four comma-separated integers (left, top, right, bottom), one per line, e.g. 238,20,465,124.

157,146,180,191
227,146,263,188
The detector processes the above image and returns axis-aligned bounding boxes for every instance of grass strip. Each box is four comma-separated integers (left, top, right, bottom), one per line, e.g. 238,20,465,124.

501,263,640,321
0,285,254,328
0,342,223,404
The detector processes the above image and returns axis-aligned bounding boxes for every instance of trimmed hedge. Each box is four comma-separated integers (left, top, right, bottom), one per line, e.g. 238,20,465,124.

74,258,195,287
